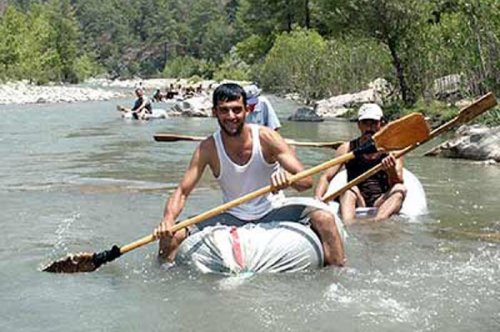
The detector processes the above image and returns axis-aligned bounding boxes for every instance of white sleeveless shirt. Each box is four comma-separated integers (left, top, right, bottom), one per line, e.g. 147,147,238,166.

214,124,281,220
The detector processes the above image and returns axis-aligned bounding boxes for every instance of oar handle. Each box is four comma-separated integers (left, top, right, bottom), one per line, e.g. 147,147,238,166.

120,152,356,254
154,133,342,149
153,134,205,142
284,139,342,149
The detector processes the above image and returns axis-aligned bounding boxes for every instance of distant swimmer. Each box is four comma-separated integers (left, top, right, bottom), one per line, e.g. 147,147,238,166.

117,88,153,119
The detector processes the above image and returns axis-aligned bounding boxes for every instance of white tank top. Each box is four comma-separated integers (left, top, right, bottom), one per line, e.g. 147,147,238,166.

214,124,281,220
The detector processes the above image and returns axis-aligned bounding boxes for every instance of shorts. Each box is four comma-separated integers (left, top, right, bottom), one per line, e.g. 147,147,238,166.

190,203,312,234
188,197,339,234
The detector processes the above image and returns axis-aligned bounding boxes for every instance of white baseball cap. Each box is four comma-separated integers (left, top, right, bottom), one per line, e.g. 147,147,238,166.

244,84,261,105
358,103,383,121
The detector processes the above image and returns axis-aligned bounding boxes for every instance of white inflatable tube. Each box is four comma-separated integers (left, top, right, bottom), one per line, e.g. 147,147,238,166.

176,221,324,274
175,197,347,274
121,108,168,120
324,168,428,218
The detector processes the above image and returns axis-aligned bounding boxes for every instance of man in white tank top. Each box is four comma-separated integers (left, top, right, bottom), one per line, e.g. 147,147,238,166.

154,83,345,267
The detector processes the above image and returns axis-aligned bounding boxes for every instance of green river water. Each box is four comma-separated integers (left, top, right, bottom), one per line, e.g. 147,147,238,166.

0,96,499,331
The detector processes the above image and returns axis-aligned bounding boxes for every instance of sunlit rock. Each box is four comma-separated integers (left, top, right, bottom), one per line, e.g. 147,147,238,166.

170,96,212,117
312,78,393,120
288,107,324,122
427,125,500,162
433,74,464,102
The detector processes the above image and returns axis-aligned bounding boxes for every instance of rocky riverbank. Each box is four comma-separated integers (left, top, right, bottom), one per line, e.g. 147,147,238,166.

0,78,249,106
0,81,125,105
425,125,500,163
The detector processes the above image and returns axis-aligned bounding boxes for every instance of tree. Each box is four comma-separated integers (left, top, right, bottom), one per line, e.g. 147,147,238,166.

318,0,430,105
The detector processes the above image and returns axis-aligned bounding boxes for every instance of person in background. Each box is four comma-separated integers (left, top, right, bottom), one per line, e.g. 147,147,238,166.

117,88,153,119
314,103,406,223
244,84,281,130
152,88,166,102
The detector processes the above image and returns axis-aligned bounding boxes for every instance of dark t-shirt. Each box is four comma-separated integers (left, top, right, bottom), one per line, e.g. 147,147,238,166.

132,96,152,113
345,137,389,207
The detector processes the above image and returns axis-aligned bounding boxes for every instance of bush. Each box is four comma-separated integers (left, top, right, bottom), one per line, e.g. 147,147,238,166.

234,34,271,65
260,28,393,102
163,56,209,78
260,28,328,102
212,48,251,82
73,54,102,82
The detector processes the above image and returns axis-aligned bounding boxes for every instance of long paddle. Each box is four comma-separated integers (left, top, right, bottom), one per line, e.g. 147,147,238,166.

154,133,343,149
43,112,430,273
321,92,497,203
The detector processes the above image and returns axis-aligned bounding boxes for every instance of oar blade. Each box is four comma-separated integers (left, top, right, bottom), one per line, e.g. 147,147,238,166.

43,252,98,273
43,245,121,273
374,113,430,151
153,134,178,142
456,92,497,123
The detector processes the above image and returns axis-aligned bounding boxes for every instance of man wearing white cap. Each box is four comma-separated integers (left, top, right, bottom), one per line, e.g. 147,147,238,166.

244,84,281,130
314,103,406,223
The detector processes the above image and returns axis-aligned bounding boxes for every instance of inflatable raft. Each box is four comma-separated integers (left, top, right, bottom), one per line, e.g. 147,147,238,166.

120,108,169,120
324,168,428,218
176,221,324,274
175,170,426,274
175,198,345,274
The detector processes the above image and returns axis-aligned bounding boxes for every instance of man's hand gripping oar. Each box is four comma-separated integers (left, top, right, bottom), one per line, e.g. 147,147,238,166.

42,112,430,273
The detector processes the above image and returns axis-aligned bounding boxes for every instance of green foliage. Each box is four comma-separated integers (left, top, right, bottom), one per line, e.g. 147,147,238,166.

213,49,251,82
260,28,392,101
234,34,271,65
260,28,328,102
162,56,212,79
73,54,103,82
322,38,392,95
473,107,500,127
0,1,99,84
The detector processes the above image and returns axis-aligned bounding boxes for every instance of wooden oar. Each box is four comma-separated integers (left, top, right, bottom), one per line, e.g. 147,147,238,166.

322,92,497,203
43,112,429,273
153,133,343,149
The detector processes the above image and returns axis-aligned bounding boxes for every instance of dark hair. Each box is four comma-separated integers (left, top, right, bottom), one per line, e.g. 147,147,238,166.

212,83,247,108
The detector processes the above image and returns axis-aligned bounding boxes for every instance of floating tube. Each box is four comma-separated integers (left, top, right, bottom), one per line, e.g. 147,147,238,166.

325,168,428,218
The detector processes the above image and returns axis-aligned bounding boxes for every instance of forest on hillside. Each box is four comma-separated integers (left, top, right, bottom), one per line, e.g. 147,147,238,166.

0,0,498,106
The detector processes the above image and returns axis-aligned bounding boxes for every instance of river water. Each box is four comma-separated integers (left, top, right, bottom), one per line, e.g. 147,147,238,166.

0,96,499,331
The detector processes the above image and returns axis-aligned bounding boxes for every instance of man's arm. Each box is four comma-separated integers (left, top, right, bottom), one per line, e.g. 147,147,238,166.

314,142,350,199
260,127,311,191
261,96,281,130
154,140,211,238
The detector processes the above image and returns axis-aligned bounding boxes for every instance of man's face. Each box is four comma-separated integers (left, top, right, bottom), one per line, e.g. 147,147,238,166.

135,89,144,97
213,97,248,136
358,119,382,138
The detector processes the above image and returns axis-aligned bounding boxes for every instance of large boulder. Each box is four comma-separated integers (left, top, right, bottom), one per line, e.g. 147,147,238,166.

313,78,394,120
170,96,212,117
433,74,464,102
426,125,500,162
287,107,324,122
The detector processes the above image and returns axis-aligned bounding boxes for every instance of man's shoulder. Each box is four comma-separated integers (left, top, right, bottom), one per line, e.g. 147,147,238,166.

199,135,217,153
258,125,283,147
258,96,272,105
